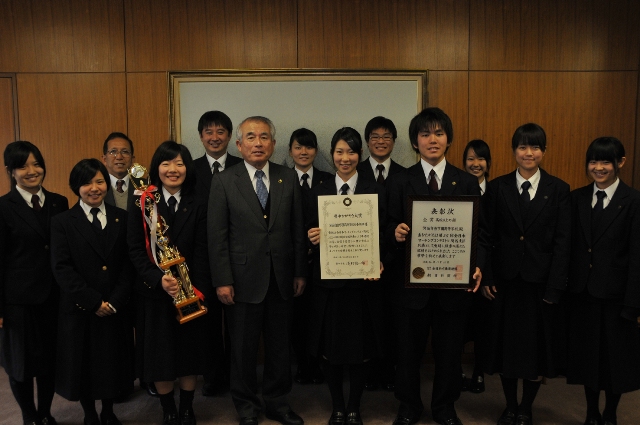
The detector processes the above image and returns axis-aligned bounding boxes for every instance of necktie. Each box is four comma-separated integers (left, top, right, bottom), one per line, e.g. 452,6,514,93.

301,173,310,190
212,161,221,174
90,208,102,230
520,181,531,203
593,190,606,212
340,183,349,195
116,179,124,193
255,170,268,209
167,196,177,223
376,164,385,184
428,169,438,193
31,194,41,212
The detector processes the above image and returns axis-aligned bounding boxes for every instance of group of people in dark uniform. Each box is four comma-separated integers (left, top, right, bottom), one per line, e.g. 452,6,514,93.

0,107,638,425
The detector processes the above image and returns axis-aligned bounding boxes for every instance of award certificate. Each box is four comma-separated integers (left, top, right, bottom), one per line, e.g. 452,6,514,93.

318,194,380,279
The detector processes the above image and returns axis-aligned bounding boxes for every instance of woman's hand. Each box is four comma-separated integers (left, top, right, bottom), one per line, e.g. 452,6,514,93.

482,286,497,300
162,274,179,297
467,267,482,292
95,301,113,317
395,223,410,242
364,262,384,281
308,227,321,245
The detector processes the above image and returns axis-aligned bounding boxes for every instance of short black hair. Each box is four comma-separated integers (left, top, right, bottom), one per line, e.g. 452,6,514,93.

149,141,196,195
364,116,397,142
69,158,110,197
3,141,47,188
408,107,453,154
330,127,363,161
103,132,134,155
463,139,492,178
511,123,546,152
289,128,318,150
585,136,626,175
198,111,233,136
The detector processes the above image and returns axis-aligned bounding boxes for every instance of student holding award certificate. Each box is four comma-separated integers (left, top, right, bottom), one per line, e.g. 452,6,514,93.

306,127,386,425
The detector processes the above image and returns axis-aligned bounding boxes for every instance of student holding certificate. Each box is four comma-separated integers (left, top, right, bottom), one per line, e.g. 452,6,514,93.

306,127,386,425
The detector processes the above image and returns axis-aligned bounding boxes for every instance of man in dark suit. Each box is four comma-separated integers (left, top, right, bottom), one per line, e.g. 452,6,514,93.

193,110,242,397
194,110,242,199
386,108,483,425
102,132,135,211
208,116,307,425
357,116,406,186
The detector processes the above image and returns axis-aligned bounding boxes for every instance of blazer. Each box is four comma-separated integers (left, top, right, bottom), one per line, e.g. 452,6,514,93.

50,203,133,314
194,153,242,199
385,161,483,311
306,175,386,289
128,189,213,301
483,169,571,302
357,158,405,185
0,188,68,315
302,166,333,190
104,182,135,211
208,161,307,304
568,181,640,319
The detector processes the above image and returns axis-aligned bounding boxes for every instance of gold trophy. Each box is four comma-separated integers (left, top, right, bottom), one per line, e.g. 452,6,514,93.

129,163,208,324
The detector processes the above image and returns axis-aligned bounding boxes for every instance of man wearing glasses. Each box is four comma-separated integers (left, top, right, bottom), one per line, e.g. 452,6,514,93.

358,116,405,186
102,132,135,211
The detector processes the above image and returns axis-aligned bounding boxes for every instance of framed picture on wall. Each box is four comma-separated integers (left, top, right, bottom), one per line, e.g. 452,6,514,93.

168,69,427,171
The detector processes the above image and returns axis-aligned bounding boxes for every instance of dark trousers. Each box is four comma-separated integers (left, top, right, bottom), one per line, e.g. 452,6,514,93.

225,281,293,418
394,295,468,421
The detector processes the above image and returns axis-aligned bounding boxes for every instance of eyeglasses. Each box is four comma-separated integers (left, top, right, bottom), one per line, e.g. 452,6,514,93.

369,134,394,142
107,149,132,158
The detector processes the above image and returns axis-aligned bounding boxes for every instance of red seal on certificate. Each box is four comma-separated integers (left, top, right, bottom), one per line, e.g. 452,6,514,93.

412,267,425,279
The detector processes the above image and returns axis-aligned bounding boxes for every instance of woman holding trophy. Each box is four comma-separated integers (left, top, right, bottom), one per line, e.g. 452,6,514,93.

128,141,213,425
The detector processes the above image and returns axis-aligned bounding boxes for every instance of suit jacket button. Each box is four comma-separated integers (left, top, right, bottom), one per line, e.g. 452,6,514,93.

519,236,524,241
44,245,49,250
589,264,592,268
102,266,107,271
263,214,268,219
588,248,591,253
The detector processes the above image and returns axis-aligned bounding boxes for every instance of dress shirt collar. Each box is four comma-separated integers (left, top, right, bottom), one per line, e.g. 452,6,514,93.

161,186,182,208
206,152,229,171
16,185,45,207
368,156,391,179
108,174,130,191
479,178,487,196
335,172,358,195
294,166,314,187
516,168,541,192
591,178,620,208
420,157,447,186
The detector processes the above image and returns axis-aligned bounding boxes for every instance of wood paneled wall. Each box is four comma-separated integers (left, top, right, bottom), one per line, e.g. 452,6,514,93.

0,0,638,199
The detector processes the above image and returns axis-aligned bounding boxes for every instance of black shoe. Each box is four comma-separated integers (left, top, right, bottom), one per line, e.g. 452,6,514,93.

346,412,362,425
180,408,197,425
311,367,325,384
294,367,311,384
460,373,471,392
436,417,463,425
41,416,57,425
328,411,345,425
497,409,517,425
470,375,485,393
163,412,179,425
265,410,304,425
391,415,419,425
239,418,258,425
584,416,602,425
143,381,159,397
100,413,123,425
83,419,101,425
364,380,378,391
515,413,532,425
24,422,39,425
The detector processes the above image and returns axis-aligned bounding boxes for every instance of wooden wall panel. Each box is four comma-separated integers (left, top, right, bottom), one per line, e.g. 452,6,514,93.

470,0,640,71
0,77,16,193
298,0,469,70
126,72,171,169
468,71,637,189
0,0,125,73
124,0,297,71
16,73,127,200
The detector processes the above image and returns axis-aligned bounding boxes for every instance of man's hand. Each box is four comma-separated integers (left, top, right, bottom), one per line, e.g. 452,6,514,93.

293,277,306,297
395,223,410,242
482,286,497,300
95,301,113,317
467,267,482,292
217,285,235,305
308,228,321,245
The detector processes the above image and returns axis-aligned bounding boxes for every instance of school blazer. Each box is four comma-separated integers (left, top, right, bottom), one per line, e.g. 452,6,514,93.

194,154,242,199
568,181,640,318
385,161,483,311
51,202,133,314
0,188,68,316
306,176,386,289
207,161,307,304
128,189,213,301
483,169,571,302
357,158,406,185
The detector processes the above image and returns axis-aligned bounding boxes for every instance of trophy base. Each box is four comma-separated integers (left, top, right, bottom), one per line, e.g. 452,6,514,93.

175,297,208,324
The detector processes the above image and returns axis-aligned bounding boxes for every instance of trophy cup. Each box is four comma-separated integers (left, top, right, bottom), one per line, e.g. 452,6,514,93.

129,163,208,324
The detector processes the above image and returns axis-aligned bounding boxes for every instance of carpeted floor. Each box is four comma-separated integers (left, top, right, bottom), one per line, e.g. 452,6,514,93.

1,364,639,425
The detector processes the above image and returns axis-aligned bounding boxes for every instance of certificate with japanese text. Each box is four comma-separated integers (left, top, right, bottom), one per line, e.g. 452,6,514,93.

319,194,380,280
405,195,480,289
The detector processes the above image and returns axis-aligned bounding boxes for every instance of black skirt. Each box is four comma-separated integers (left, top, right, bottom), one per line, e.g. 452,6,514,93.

307,281,384,365
136,295,213,382
566,291,640,394
0,292,58,381
483,277,566,380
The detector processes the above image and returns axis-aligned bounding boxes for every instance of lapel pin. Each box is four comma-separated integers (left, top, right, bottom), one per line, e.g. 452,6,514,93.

544,196,548,199
452,182,456,186
278,179,283,183
115,218,119,223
